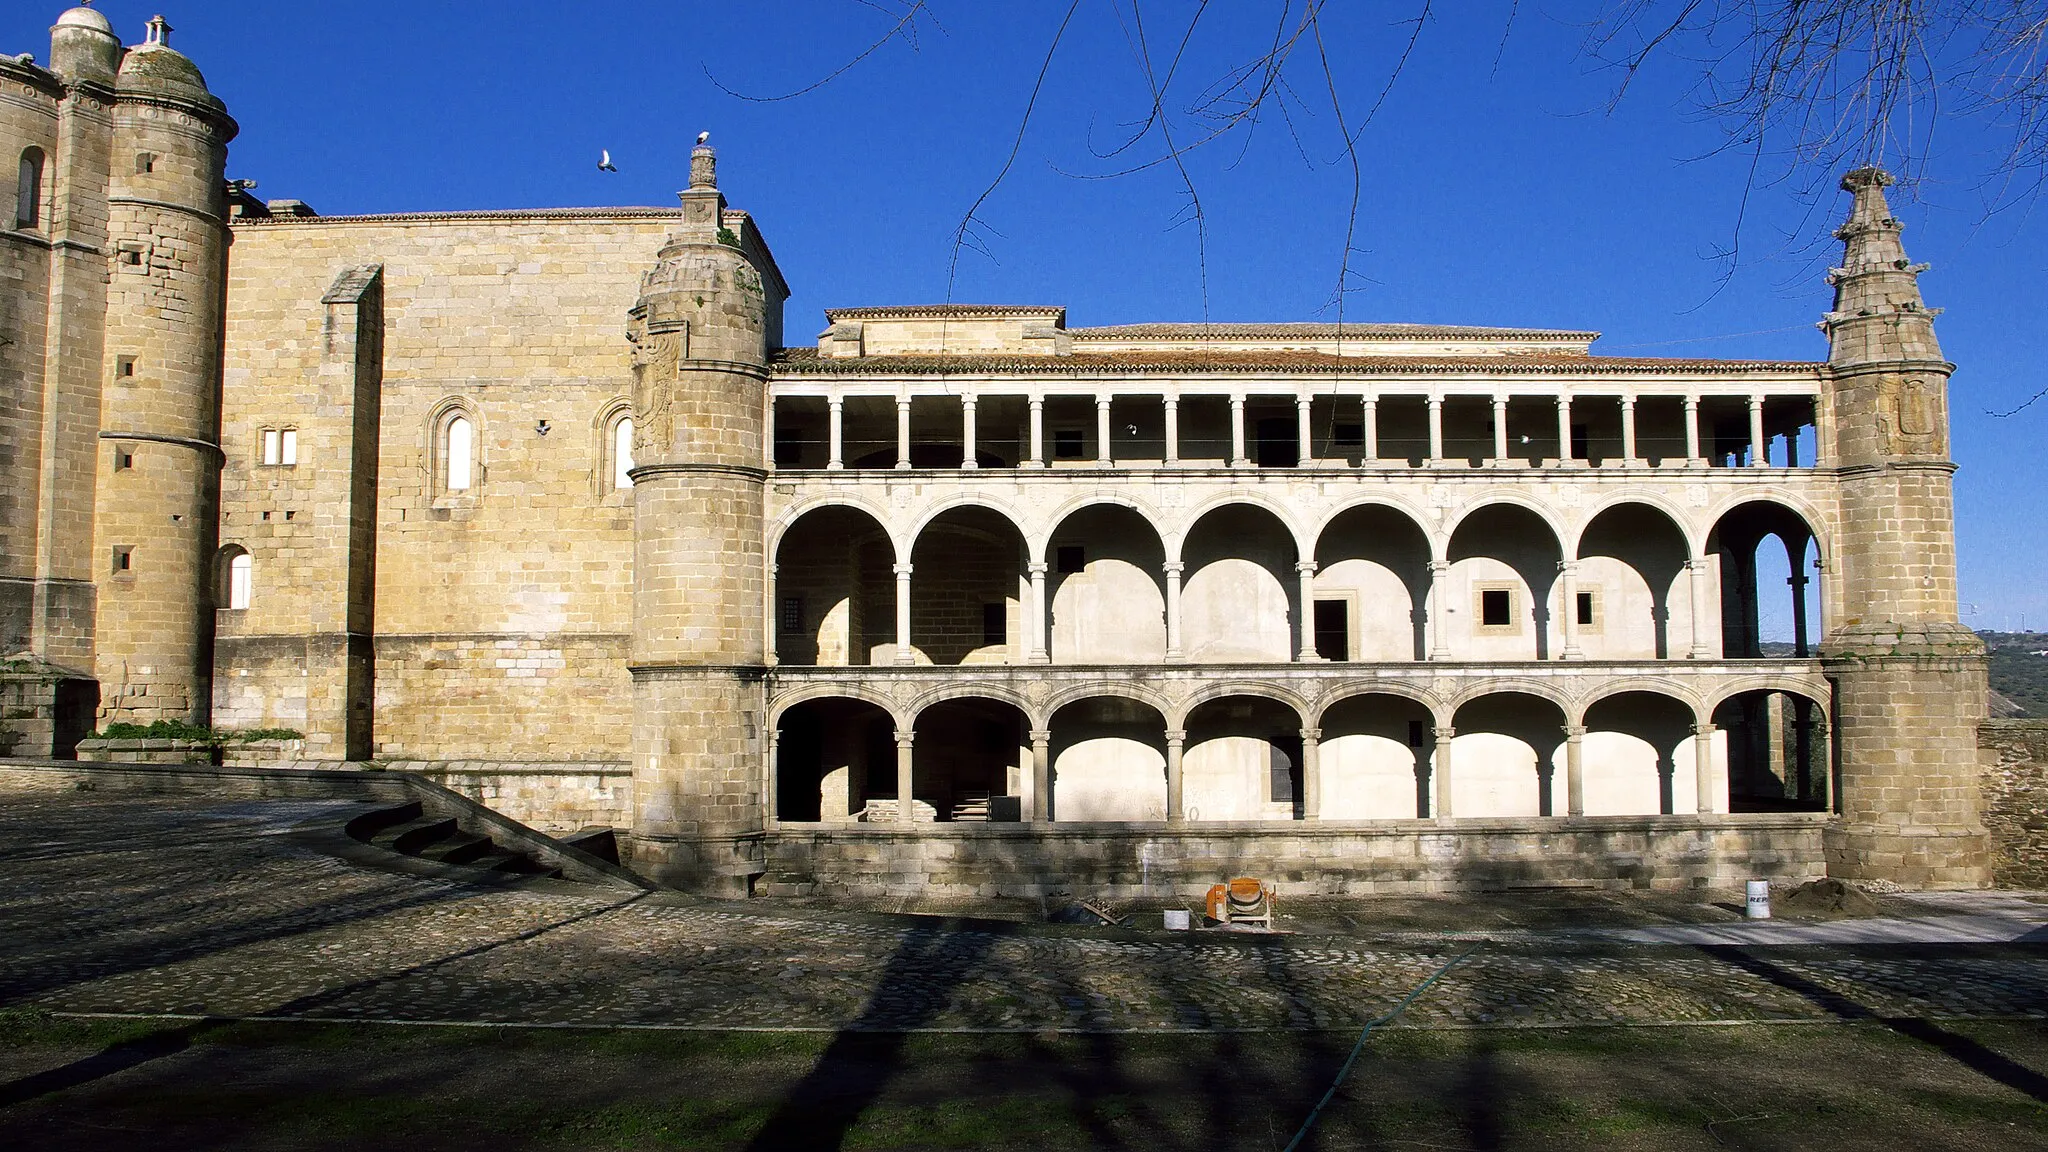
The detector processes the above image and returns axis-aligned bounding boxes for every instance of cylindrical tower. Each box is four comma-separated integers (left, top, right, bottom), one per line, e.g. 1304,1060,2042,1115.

90,16,237,725
627,143,779,892
1819,167,1990,888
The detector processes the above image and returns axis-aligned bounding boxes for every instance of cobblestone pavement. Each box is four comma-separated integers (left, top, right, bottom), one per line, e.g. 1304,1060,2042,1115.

4,792,2046,1033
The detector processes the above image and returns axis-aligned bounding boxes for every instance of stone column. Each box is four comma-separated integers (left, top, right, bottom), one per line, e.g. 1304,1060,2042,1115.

895,398,912,470
961,395,978,470
1427,560,1452,659
826,396,845,470
1163,397,1180,465
1297,397,1314,466
1096,398,1113,466
1491,396,1509,465
1789,569,1811,656
1694,722,1718,814
1230,397,1249,467
764,563,779,666
1030,728,1053,821
1027,561,1049,664
1784,430,1800,468
1683,395,1702,465
1748,395,1766,466
1620,396,1638,465
1427,397,1445,465
1295,560,1321,661
1686,557,1714,658
1362,396,1379,464
1432,726,1456,822
1558,560,1582,658
1165,728,1186,823
1300,727,1322,820
1163,561,1185,661
1564,724,1587,816
1556,395,1573,465
893,563,914,665
896,728,917,823
1026,397,1045,467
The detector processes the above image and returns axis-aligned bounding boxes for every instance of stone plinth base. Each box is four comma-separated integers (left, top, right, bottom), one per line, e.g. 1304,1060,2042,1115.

756,815,1830,900
1823,822,1992,889
625,830,767,897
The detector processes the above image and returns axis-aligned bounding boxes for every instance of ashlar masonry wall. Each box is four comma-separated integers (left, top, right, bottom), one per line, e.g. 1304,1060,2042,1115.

217,211,678,761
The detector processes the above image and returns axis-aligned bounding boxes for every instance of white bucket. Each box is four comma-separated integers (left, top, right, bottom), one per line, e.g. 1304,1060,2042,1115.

1163,909,1191,931
1745,880,1772,920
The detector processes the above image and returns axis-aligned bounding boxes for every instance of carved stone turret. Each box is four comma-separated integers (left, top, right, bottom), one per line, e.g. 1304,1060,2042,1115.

1818,166,1990,888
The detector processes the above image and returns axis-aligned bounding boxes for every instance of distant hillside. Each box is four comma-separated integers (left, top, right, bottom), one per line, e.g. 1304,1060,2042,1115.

1754,632,2048,719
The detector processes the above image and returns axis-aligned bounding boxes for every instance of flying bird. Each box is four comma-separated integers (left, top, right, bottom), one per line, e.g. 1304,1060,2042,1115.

598,149,617,173
697,131,710,145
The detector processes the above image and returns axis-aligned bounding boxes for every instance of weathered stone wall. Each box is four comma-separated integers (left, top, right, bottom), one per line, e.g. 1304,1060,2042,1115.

1978,720,2048,890
403,762,631,832
759,815,1828,899
369,633,630,761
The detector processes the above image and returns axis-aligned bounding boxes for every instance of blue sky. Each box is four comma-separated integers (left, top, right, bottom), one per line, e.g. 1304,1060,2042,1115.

9,2,2046,627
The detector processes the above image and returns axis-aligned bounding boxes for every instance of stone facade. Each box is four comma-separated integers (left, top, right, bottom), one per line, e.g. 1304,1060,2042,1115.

1978,720,2048,890
1,9,1995,895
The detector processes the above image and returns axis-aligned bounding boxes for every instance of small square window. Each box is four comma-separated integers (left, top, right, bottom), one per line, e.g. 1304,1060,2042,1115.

1480,588,1512,628
1052,429,1085,459
260,511,271,522
137,152,155,174
1055,545,1085,574
117,356,136,379
1576,590,1596,627
119,248,143,267
114,449,133,471
284,510,296,521
1313,599,1349,661
780,596,804,633
111,546,132,573
982,603,1005,646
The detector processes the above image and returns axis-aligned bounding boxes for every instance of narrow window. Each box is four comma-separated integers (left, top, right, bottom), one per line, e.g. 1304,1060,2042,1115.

1576,590,1596,627
613,416,634,489
1269,745,1296,803
445,415,473,490
1055,545,1085,574
1313,599,1349,661
117,356,136,379
261,428,280,465
280,428,297,466
16,148,44,230
1053,428,1084,459
136,152,154,175
1481,588,1512,627
114,449,134,472
779,595,804,633
119,247,144,267
981,603,1005,646
111,546,132,573
227,553,252,609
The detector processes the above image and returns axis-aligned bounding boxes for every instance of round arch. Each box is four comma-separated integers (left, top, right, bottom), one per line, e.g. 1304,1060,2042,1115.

1171,681,1312,729
1166,492,1310,561
1697,492,1833,566
1579,690,1705,816
768,494,899,563
1578,678,1708,723
907,683,1041,729
768,684,906,728
1445,677,1575,717
1442,493,1568,555
1042,680,1176,723
1313,682,1446,726
1309,494,1439,561
902,493,1033,561
1037,493,1168,565
1702,676,1831,717
1569,491,1698,559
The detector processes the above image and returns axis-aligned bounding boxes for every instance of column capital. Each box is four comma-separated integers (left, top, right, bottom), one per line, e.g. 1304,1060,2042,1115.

1028,728,1052,744
894,731,916,748
1683,394,1700,409
1161,561,1184,577
1693,722,1717,737
1685,556,1711,572
1491,395,1508,409
1299,727,1322,742
1297,396,1313,409
1432,725,1457,740
1164,728,1187,746
1427,560,1451,576
1162,395,1179,409
1028,396,1045,409
1748,394,1765,410
1426,395,1444,409
1295,560,1319,576
961,394,977,408
1619,394,1636,410
896,397,912,410
827,395,844,410
1563,724,1587,739
1027,560,1048,577
1362,395,1378,408
1096,396,1112,409
1556,559,1579,576
893,563,914,578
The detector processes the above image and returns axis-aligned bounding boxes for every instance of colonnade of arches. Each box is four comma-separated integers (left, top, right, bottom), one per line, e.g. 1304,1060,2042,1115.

771,684,1831,825
771,497,1825,667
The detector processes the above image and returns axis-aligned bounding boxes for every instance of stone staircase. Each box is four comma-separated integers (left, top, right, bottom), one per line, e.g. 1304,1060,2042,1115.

344,801,619,884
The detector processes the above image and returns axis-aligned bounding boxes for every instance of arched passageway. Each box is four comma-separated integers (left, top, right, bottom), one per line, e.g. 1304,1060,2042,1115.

909,507,1028,666
1448,693,1568,817
1048,696,1167,820
1581,692,1705,815
774,506,893,667
1318,693,1435,819
1312,505,1432,661
1182,695,1305,821
1715,688,1830,811
1181,504,1297,662
1708,502,1821,657
911,697,1031,820
1046,504,1166,663
774,697,895,822
1575,504,1692,660
1444,505,1562,660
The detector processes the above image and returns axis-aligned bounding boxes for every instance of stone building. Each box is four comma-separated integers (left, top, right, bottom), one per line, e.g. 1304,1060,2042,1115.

1,9,1992,894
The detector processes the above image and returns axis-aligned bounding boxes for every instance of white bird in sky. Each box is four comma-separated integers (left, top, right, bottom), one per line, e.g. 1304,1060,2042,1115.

598,149,617,173
697,131,710,145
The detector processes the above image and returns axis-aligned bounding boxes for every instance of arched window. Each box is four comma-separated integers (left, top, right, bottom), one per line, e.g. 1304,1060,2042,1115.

17,148,45,231
613,416,635,489
445,415,473,491
217,547,252,610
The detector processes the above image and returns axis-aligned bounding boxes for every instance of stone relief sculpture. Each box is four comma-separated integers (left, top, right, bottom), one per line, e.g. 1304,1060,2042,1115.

626,308,681,458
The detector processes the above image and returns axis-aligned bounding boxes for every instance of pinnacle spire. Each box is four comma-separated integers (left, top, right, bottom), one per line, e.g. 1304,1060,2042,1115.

1822,166,1940,366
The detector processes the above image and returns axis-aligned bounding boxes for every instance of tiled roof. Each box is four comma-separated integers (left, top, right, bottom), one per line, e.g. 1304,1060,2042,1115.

824,304,1065,319
770,348,1822,375
1070,322,1601,341
231,207,686,226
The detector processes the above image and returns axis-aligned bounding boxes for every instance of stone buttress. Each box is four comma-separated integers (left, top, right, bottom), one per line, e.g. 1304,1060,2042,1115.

625,143,785,893
1819,166,1992,887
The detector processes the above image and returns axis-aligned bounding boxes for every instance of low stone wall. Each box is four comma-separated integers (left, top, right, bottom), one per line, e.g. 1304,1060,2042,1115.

396,762,632,833
75,737,221,766
760,814,1830,899
1979,720,2048,890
